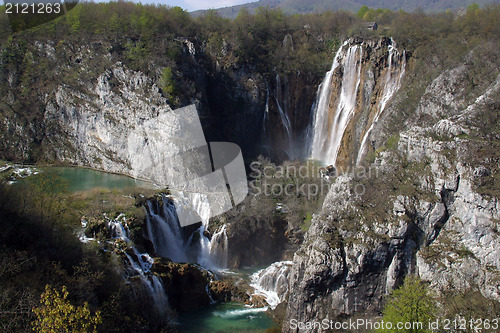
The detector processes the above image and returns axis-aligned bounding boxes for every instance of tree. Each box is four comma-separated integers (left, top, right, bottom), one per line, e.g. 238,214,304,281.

378,276,435,333
358,5,370,19
32,285,102,333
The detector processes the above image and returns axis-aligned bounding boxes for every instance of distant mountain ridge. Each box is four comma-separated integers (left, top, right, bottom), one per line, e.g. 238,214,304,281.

191,0,500,18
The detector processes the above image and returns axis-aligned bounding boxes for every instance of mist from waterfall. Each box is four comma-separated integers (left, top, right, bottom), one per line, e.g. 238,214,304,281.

308,41,363,166
356,40,406,164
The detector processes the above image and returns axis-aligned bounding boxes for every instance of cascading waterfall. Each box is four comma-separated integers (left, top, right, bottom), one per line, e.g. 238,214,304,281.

208,224,229,269
309,41,363,166
356,40,406,164
145,199,188,262
108,214,170,316
250,261,293,309
144,194,229,271
124,250,170,317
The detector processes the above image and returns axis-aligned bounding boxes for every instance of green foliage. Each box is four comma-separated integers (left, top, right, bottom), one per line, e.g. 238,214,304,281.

439,288,500,324
159,67,177,101
32,285,102,333
378,276,435,333
467,3,480,12
0,173,162,332
358,5,369,18
124,40,150,71
66,3,82,33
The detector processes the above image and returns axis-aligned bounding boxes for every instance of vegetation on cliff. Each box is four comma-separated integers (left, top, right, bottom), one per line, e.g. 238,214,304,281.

378,276,435,333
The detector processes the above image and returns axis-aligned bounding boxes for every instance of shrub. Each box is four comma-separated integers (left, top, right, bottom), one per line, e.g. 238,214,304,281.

32,285,102,333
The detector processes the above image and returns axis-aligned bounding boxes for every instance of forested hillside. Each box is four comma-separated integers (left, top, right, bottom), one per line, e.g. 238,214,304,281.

191,0,500,18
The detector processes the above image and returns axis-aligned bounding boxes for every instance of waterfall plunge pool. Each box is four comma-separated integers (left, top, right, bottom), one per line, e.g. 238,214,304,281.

178,302,278,333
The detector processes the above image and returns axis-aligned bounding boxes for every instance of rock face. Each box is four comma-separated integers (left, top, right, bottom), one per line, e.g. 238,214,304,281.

262,73,319,161
43,62,171,177
152,258,212,312
218,205,289,268
284,49,499,331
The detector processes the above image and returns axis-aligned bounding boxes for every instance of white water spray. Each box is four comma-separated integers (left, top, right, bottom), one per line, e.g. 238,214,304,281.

107,214,170,316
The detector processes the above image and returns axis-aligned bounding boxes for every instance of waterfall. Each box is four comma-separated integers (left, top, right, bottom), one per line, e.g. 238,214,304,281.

107,214,170,317
208,224,229,269
309,41,363,166
275,75,295,160
356,39,406,164
262,83,270,134
305,42,344,157
250,261,293,309
145,200,188,262
144,194,229,271
124,251,170,317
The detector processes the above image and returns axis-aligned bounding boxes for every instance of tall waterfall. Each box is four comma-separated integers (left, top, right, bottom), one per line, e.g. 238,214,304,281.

145,194,229,270
275,75,294,160
250,261,293,309
356,40,406,164
309,41,363,166
307,39,406,166
262,84,270,135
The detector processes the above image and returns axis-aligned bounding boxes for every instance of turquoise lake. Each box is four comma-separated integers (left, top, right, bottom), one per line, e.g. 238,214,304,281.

41,167,154,192
178,302,277,333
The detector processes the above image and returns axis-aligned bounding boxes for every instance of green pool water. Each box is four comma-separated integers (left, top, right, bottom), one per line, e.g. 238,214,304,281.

42,167,153,192
178,302,277,333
